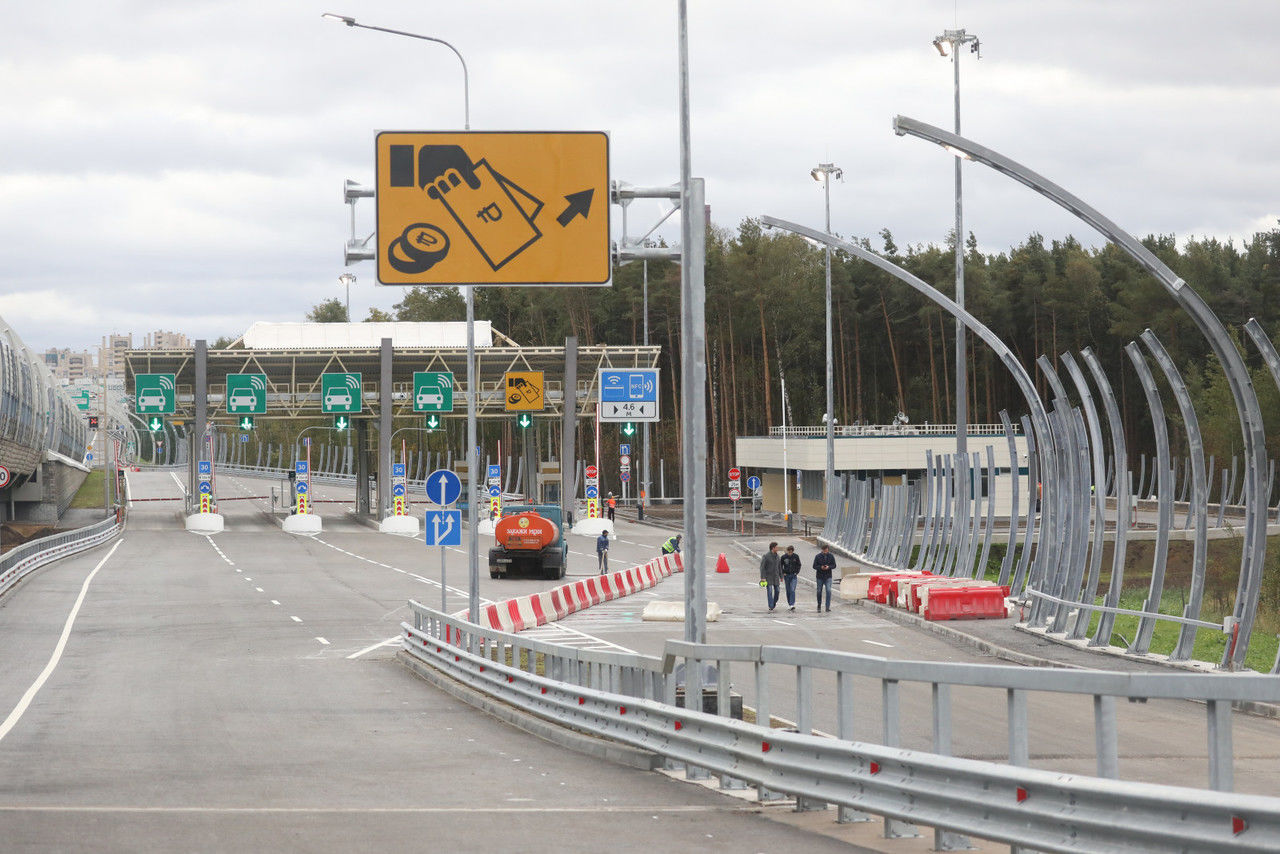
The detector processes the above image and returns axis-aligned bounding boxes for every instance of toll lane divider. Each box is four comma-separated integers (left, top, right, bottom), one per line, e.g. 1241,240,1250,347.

455,556,685,634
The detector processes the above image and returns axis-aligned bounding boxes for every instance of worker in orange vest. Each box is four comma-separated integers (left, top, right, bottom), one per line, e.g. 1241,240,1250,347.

607,492,617,521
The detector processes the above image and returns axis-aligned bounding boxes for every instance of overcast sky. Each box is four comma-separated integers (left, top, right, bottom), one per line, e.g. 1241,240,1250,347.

4,0,1277,354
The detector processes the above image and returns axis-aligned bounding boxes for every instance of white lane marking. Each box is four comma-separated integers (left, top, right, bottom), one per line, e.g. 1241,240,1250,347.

346,637,400,659
290,616,302,623
0,539,124,744
315,637,330,645
312,537,493,606
771,619,790,626
270,600,280,606
521,620,634,653
169,472,188,496
203,536,234,566
255,587,264,593
862,639,893,648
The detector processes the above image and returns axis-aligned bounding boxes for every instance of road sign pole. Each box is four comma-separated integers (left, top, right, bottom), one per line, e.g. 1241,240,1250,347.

466,285,479,638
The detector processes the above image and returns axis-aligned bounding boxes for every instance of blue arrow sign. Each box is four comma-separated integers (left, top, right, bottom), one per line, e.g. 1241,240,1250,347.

488,485,501,497
619,444,631,456
198,461,211,476
295,481,309,494
747,475,761,490
392,463,406,478
585,485,598,498
425,510,462,546
392,483,406,497
426,469,462,506
86,453,93,462
295,461,309,476
198,480,212,494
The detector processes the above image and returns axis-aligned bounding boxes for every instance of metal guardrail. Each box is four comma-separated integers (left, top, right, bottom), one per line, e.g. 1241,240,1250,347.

403,599,1280,853
767,422,1019,438
0,514,122,599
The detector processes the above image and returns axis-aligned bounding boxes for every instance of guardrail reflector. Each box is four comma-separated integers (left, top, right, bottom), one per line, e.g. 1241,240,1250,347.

1234,816,1248,836
761,741,772,753
1016,787,1028,803
869,762,881,774
673,721,682,730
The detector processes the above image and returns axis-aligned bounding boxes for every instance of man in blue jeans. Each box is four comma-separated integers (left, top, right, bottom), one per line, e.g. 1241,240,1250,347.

813,544,836,612
758,542,781,612
779,545,801,611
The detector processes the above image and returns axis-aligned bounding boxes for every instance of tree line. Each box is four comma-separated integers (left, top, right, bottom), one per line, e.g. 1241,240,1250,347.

306,219,1280,491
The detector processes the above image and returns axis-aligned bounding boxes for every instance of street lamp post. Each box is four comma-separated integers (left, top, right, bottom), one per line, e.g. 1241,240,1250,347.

324,12,482,628
811,163,841,510
338,272,355,322
933,27,980,520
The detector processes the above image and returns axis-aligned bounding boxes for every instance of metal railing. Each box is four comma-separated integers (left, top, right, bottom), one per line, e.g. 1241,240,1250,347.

767,422,1019,438
404,599,1280,853
0,514,122,599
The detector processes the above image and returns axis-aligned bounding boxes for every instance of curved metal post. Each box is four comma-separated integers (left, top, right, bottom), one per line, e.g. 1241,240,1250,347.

975,445,997,581
1125,342,1173,655
1140,331,1208,660
1061,353,1108,639
913,455,936,569
997,411,1020,586
893,116,1267,666
1078,347,1133,648
1013,415,1038,594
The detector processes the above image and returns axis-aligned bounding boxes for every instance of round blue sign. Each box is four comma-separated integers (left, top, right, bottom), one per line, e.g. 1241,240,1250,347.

746,475,761,490
295,481,309,494
198,481,212,494
620,471,630,482
488,485,501,497
392,483,406,497
585,485,598,498
426,468,462,506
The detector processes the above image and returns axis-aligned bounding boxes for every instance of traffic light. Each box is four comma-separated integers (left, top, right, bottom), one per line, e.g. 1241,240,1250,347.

333,414,350,431
516,413,532,431
147,416,164,433
621,421,636,438
88,415,99,429
238,415,255,431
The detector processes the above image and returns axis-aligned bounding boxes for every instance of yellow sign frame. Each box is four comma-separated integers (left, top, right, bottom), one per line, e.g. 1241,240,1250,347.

503,371,545,412
375,131,610,286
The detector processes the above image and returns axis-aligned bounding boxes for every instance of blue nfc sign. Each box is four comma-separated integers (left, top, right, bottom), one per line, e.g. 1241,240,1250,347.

198,461,212,476
600,369,658,402
426,469,462,506
619,443,631,456
295,481,309,494
585,485,598,498
747,475,761,490
392,463,406,478
295,461,309,476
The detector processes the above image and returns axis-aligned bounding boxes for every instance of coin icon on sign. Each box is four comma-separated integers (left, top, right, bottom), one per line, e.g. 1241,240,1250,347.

388,223,450,275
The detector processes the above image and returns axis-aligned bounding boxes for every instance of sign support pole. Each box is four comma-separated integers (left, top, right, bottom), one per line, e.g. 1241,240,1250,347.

194,339,207,515
466,285,479,638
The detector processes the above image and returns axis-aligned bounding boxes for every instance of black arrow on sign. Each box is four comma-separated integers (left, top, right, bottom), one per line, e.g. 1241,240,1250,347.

556,189,594,226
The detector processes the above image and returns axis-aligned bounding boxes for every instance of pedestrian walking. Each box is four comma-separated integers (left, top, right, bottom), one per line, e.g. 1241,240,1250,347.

780,545,801,611
813,543,836,612
596,529,610,574
607,493,617,521
758,542,781,612
661,534,682,555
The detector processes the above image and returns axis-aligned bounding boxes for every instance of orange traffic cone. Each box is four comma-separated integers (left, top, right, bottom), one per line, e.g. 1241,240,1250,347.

715,553,731,573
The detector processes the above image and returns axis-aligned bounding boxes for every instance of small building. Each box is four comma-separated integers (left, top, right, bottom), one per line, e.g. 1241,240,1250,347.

735,422,1031,520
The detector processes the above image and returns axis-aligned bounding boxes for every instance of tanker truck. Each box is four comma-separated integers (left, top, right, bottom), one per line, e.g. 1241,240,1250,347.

488,504,568,580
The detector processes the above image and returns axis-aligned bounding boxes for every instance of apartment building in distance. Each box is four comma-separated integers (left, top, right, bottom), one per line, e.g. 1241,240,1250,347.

143,330,191,350
42,349,97,384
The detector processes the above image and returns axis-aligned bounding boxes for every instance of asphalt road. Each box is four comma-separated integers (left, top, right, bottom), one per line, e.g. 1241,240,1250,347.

0,471,877,853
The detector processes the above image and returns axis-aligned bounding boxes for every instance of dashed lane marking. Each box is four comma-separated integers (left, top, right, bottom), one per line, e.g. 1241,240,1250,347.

315,637,330,646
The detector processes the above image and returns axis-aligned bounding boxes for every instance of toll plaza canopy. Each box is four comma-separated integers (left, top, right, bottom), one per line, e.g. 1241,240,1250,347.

123,322,660,421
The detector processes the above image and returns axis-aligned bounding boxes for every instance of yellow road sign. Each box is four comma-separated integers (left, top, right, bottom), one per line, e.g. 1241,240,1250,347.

504,371,545,411
375,131,610,286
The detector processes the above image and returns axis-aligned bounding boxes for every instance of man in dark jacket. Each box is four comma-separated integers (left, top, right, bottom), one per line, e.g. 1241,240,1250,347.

779,545,801,611
813,544,837,612
758,542,781,612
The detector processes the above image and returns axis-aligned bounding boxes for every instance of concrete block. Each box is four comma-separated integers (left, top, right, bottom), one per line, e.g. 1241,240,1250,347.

185,513,225,534
282,514,322,534
379,515,419,535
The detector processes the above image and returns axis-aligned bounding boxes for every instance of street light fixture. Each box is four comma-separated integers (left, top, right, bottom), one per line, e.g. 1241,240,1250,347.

338,272,355,321
811,162,841,511
325,12,483,627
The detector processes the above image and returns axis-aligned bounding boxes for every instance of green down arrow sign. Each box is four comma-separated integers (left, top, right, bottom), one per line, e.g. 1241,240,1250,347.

426,414,440,430
621,421,636,437
517,413,532,430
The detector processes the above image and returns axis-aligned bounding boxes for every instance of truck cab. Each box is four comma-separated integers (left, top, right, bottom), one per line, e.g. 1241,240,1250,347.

488,503,568,580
